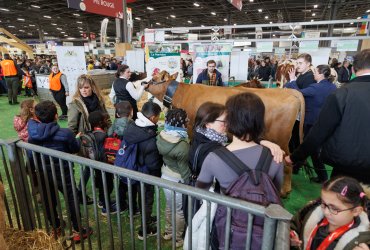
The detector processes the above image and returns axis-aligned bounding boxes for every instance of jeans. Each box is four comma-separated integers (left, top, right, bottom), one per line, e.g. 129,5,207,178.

162,174,185,241
94,170,114,208
5,76,19,103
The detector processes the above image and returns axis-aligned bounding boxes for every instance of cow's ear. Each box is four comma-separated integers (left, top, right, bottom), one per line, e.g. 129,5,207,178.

171,72,179,80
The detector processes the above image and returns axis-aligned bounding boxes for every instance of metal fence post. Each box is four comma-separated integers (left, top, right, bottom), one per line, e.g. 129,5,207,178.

5,140,36,230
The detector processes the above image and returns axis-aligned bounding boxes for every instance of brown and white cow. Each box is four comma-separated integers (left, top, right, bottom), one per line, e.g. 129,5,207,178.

147,71,305,196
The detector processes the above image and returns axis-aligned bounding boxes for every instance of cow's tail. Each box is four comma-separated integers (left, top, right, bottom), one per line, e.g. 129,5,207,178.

291,90,305,143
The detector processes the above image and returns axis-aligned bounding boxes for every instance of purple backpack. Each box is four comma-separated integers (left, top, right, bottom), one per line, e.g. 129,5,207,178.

213,146,282,250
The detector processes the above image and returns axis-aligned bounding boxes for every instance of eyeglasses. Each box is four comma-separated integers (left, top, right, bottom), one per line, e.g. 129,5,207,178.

320,200,356,215
215,119,226,124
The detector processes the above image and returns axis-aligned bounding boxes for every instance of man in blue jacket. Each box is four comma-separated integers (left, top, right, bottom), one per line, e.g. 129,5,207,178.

195,59,223,86
28,100,92,242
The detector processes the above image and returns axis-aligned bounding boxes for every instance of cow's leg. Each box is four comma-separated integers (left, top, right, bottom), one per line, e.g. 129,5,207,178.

281,164,292,197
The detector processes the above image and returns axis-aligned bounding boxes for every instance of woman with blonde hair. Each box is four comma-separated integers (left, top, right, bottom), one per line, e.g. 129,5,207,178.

68,74,111,204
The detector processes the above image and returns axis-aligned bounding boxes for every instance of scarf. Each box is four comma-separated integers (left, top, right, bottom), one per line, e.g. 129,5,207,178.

81,93,100,113
196,127,228,145
164,123,188,139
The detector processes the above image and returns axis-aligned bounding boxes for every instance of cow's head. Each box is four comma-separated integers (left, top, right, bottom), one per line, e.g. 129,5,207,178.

146,70,179,101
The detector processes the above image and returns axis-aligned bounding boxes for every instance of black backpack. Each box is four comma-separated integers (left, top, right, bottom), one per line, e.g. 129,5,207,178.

213,146,282,250
80,130,105,161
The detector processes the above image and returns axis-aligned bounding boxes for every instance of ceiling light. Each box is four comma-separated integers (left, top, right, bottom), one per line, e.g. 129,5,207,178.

76,21,83,24
78,27,83,30
64,34,68,37
73,13,80,16
270,21,273,24
188,20,192,23
350,22,354,24
27,33,32,35
57,28,62,30
224,18,227,21
67,37,75,40
19,30,25,32
135,17,141,20
44,15,51,19
312,13,316,16
79,30,83,33
201,25,205,27
367,10,370,13
234,23,237,26
51,23,57,26
273,34,276,37
17,18,25,21
193,2,200,7
31,5,40,8
8,25,15,28
0,8,10,12
147,7,154,11
44,32,48,34
258,9,262,12
156,22,161,25
211,12,216,15
170,15,176,18
29,24,35,27
311,19,314,22
249,0,254,2
265,16,269,19
357,17,361,19
61,31,65,33
314,4,318,8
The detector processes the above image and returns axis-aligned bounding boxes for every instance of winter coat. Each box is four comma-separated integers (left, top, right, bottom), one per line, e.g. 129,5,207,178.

291,75,370,184
296,70,316,89
107,117,132,138
27,119,80,168
188,131,223,177
291,200,370,250
257,65,271,81
195,69,223,86
156,130,191,181
13,116,29,142
67,97,110,134
338,66,351,83
122,112,163,176
285,79,337,125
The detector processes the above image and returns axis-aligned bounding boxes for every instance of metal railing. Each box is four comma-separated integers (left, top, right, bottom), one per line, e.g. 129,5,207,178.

0,139,292,250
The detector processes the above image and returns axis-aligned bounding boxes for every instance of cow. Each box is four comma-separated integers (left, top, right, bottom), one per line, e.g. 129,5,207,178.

147,71,305,196
276,60,296,87
235,78,265,88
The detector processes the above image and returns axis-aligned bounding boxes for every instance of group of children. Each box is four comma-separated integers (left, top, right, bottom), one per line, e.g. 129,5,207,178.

12,97,370,248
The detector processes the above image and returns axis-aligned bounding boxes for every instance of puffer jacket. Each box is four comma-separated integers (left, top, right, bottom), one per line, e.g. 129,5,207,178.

13,116,29,142
122,112,163,176
291,199,370,250
156,130,191,181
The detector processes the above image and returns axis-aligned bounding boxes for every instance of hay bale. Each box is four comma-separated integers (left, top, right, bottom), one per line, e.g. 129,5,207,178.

0,182,7,250
100,88,149,112
3,228,63,250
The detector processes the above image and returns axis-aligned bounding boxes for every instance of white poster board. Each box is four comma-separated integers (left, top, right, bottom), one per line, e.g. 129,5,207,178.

256,42,273,53
230,51,249,81
310,48,332,67
55,46,87,104
336,40,359,51
126,49,145,72
146,45,181,76
193,43,232,85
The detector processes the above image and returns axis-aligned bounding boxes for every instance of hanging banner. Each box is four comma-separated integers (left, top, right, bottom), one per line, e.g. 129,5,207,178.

146,45,181,77
256,42,273,52
193,43,232,84
336,40,359,51
226,0,242,11
55,46,87,104
66,0,135,19
359,15,370,35
299,41,319,52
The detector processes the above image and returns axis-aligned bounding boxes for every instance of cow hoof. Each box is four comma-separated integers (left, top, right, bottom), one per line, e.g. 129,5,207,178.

280,190,291,199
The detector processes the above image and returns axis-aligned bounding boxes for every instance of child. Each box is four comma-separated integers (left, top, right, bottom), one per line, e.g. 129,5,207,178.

108,101,133,138
291,176,370,249
28,100,92,242
87,111,118,216
122,101,163,240
156,108,191,247
13,99,36,142
22,67,34,97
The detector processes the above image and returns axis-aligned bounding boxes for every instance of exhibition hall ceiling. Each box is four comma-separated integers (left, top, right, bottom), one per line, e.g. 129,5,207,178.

0,0,369,41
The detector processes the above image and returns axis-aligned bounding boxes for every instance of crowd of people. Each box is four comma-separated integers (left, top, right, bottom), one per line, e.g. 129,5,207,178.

2,48,370,249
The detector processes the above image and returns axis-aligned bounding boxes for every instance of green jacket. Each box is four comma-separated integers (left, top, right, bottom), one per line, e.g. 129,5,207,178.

156,131,191,181
291,199,370,250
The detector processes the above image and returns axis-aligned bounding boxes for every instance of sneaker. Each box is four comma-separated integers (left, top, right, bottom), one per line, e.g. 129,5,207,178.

101,203,126,217
175,239,184,248
72,227,93,243
138,224,157,240
79,194,94,205
163,232,172,240
97,201,104,209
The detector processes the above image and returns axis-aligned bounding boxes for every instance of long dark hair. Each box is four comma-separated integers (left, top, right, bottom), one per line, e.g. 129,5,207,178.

115,64,129,78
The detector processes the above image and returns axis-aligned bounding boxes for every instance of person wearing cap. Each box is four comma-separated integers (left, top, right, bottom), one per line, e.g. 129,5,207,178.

49,64,69,120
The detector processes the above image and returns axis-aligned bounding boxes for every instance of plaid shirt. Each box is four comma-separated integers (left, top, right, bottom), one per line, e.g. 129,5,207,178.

208,72,217,86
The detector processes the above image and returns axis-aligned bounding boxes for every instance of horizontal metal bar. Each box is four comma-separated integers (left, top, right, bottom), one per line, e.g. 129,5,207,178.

148,18,370,32
8,140,292,221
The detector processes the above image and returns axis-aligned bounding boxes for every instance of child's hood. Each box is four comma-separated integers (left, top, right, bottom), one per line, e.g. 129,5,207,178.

156,130,182,155
135,112,155,127
28,119,60,141
123,122,157,145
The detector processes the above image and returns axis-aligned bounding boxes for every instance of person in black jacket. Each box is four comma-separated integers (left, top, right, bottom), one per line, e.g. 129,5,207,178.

122,101,163,240
338,60,351,84
286,49,370,186
110,64,149,120
257,61,271,81
195,60,223,86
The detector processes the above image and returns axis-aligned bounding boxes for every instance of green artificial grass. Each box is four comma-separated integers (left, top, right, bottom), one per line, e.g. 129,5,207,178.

0,94,324,249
